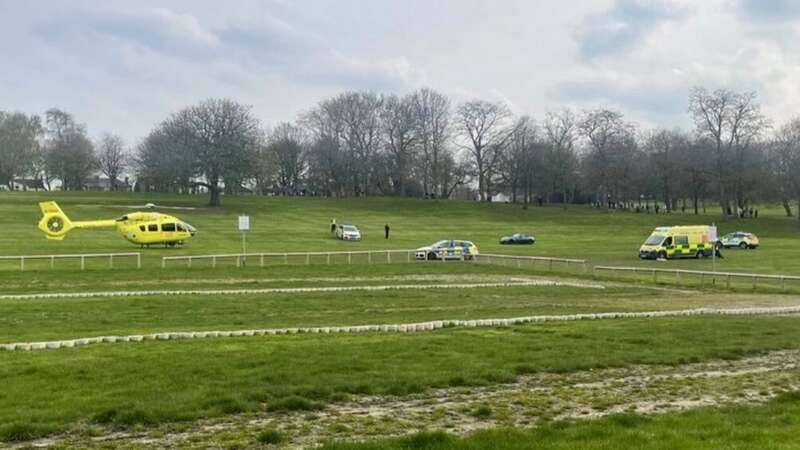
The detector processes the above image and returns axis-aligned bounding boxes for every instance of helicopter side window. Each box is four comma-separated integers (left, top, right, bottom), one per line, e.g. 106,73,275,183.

148,224,158,232
139,225,145,232
176,223,186,232
162,223,176,232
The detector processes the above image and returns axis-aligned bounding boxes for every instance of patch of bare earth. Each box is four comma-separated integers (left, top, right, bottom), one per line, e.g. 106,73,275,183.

20,349,800,449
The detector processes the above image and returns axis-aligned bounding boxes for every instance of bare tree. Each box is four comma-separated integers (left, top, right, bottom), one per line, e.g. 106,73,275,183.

440,151,470,199
157,99,261,206
339,92,383,196
688,87,769,216
44,109,96,191
135,126,194,193
411,88,452,197
456,100,514,201
381,94,418,196
0,112,42,190
498,116,540,206
771,118,800,219
643,129,692,211
301,97,347,197
578,109,636,207
543,109,578,207
96,132,127,190
267,122,306,195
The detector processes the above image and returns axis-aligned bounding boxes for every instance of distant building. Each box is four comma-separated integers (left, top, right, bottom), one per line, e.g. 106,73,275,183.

490,193,511,203
2,178,47,191
85,176,133,192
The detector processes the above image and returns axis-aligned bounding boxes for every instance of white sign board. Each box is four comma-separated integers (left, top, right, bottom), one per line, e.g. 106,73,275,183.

238,215,250,232
709,225,717,243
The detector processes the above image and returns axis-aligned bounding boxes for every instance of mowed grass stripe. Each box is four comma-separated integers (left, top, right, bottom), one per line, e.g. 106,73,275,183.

4,305,800,352
0,284,720,342
0,279,603,300
2,316,800,442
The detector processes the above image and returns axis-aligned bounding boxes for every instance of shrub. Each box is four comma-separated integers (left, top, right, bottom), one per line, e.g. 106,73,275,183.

470,405,493,420
267,395,323,412
0,422,52,442
256,428,285,445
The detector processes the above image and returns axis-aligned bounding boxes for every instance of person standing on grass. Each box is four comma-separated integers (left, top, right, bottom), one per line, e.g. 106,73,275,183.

330,218,336,234
384,223,390,239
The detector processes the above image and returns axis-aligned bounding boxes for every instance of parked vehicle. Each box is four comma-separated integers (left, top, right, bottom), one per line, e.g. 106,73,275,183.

336,224,362,241
639,226,716,260
719,231,759,249
500,233,535,245
415,240,479,261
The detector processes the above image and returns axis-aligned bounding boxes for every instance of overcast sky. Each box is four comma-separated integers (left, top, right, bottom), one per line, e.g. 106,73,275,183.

2,0,799,143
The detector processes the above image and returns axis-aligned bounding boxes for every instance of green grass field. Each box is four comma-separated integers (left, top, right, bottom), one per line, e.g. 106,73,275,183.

1,191,799,448
1,191,798,273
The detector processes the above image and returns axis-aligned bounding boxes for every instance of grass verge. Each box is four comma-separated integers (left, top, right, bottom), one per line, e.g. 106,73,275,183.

320,392,800,449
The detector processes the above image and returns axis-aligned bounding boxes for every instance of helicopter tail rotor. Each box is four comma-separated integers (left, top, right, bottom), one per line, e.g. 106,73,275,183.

37,201,75,240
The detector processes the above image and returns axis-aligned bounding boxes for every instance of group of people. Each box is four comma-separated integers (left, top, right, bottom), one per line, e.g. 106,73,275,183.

330,219,391,239
736,207,759,219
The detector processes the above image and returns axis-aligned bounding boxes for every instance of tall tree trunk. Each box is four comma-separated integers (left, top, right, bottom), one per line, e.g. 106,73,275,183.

783,199,793,217
209,185,221,207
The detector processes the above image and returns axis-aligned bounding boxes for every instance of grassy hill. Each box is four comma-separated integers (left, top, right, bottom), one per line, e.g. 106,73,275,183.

0,191,798,273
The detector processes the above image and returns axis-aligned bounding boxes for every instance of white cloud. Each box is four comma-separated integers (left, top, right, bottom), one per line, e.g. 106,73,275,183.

2,0,800,142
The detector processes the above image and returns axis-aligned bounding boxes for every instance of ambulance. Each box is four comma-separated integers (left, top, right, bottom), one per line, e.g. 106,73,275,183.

638,226,717,260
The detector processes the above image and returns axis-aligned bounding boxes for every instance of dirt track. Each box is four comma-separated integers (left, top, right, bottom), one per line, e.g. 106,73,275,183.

21,349,800,449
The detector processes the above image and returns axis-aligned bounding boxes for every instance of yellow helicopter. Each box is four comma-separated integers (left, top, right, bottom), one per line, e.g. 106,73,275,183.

37,201,197,247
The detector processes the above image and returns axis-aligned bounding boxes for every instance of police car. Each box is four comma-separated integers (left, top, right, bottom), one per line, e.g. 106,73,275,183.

415,240,479,261
719,231,759,249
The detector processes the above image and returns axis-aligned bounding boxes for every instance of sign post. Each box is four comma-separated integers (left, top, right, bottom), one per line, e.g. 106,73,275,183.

238,215,250,267
709,223,717,274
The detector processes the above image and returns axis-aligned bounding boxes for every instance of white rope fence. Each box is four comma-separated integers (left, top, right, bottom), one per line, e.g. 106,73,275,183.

3,305,800,352
0,252,141,271
0,280,604,301
594,265,800,290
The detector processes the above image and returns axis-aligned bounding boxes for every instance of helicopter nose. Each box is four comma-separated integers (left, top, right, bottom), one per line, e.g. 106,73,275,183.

184,222,197,236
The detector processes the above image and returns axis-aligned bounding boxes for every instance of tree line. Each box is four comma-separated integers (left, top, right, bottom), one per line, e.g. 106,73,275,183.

1,87,799,217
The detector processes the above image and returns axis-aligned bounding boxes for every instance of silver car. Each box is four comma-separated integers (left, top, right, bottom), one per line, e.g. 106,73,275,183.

336,224,362,241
